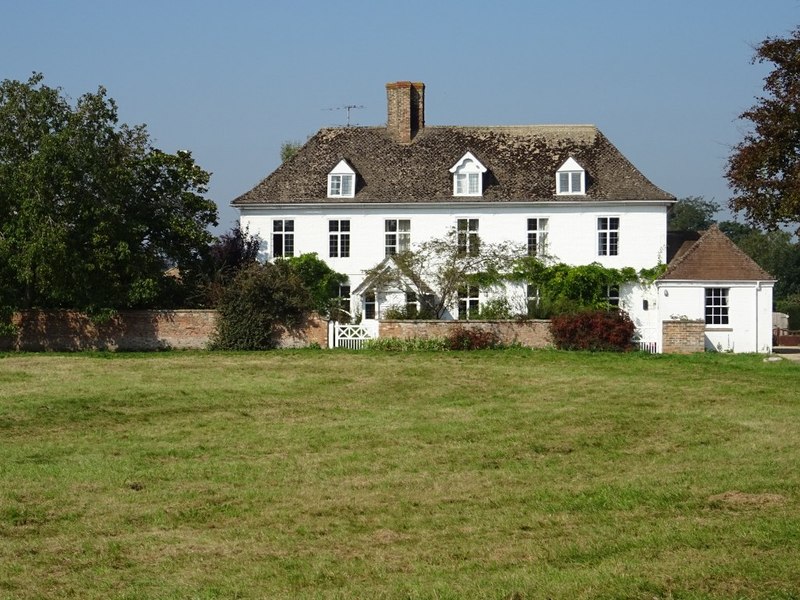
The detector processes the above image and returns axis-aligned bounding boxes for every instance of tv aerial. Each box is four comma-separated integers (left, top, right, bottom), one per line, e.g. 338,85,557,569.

323,104,365,127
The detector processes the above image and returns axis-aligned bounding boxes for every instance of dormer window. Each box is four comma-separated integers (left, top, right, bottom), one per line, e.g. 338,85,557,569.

556,157,586,195
450,152,487,197
327,159,356,198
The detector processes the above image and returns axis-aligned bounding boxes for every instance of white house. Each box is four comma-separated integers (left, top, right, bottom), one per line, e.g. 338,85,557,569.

233,81,775,353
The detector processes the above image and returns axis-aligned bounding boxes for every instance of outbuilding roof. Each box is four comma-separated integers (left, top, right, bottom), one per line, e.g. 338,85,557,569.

659,225,775,281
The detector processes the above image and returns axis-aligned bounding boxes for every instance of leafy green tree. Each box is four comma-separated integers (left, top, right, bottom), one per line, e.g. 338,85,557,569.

279,253,347,316
211,262,312,350
0,73,217,315
726,27,800,232
668,196,719,231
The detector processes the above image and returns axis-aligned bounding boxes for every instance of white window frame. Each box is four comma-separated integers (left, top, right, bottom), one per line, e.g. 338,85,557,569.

607,285,620,307
385,219,411,256
705,288,729,325
457,218,480,256
450,152,487,197
556,157,586,195
598,216,620,256
458,285,480,320
272,219,294,258
329,219,350,258
527,217,549,257
327,159,356,198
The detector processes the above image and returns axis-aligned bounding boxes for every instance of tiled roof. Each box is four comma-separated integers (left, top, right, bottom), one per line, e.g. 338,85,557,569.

659,225,775,281
233,125,674,205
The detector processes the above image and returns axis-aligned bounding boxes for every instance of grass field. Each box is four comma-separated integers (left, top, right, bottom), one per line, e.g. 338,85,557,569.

0,349,799,599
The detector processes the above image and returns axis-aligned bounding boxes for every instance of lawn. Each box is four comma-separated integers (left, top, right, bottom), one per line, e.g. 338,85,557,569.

0,349,799,599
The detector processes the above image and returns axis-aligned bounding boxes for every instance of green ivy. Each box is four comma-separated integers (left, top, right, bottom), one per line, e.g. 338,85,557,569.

512,257,664,316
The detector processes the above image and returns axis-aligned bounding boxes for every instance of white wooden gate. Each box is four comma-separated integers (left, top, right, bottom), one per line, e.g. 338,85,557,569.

330,322,376,349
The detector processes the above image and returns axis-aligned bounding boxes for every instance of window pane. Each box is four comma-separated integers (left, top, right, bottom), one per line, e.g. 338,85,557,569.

571,171,582,193
284,234,294,257
559,172,569,192
385,219,397,232
609,217,619,230
468,173,479,194
340,220,350,232
340,234,350,257
341,175,353,196
330,175,341,196
273,220,283,232
398,219,410,232
329,235,338,257
284,220,294,232
329,221,339,232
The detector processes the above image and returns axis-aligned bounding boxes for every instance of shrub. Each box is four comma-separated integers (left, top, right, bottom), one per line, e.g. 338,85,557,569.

479,298,513,319
210,262,312,350
365,337,449,351
549,309,635,352
446,327,500,350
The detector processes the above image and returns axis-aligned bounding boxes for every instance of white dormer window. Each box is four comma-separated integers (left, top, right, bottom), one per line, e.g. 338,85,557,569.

450,152,487,197
556,157,586,195
327,159,356,198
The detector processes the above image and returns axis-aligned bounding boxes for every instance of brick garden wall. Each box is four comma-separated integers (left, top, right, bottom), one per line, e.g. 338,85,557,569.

662,320,706,354
379,319,553,349
0,310,328,351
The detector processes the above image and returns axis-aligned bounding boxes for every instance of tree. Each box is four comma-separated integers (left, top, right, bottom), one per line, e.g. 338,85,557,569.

363,229,523,319
726,27,800,232
210,261,313,350
279,253,347,316
0,73,217,315
668,196,720,231
202,225,261,305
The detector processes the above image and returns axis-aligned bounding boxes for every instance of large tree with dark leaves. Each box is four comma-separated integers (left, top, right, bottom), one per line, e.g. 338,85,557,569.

726,27,800,232
0,74,217,315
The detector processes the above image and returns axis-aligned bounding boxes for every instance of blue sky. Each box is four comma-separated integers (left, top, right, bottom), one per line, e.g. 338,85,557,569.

2,0,798,231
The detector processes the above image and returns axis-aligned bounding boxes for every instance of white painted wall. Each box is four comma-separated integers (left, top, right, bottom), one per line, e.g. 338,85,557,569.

655,281,774,353
239,201,669,291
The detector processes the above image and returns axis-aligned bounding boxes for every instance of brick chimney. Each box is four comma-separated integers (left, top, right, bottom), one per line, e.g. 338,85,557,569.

386,81,425,144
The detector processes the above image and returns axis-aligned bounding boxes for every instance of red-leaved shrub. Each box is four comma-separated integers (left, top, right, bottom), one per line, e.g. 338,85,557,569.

446,327,500,350
549,310,635,352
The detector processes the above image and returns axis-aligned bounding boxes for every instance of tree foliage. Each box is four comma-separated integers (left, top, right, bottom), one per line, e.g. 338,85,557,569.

203,225,261,305
726,27,800,231
0,73,217,314
363,229,523,319
668,196,720,231
512,257,648,317
279,253,347,317
210,262,313,350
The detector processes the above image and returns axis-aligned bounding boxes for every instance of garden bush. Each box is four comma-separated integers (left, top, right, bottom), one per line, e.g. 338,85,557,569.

210,262,312,350
445,327,501,350
549,309,635,352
